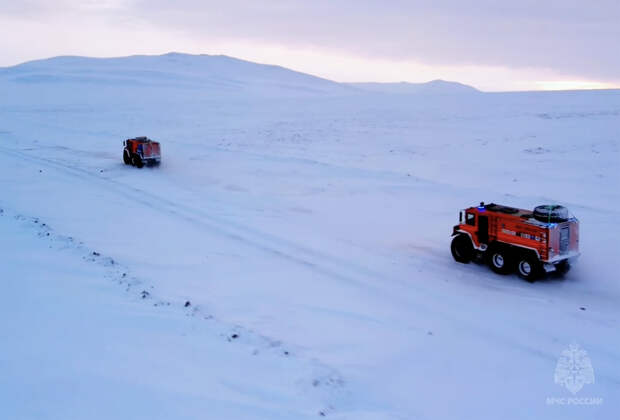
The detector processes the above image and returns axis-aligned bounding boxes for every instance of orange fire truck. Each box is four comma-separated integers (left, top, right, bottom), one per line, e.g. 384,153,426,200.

123,136,161,168
451,203,579,281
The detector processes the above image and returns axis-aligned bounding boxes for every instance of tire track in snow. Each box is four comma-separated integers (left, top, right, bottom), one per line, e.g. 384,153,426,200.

0,146,380,285
0,144,496,319
0,144,512,320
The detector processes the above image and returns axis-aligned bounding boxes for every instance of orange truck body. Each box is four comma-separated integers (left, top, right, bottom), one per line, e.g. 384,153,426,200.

123,136,161,167
453,203,579,265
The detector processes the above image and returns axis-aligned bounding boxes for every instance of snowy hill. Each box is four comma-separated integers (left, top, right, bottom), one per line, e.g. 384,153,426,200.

350,79,480,94
1,54,619,420
0,53,480,96
0,52,352,95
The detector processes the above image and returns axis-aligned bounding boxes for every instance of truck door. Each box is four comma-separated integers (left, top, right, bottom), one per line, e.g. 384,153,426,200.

478,215,489,244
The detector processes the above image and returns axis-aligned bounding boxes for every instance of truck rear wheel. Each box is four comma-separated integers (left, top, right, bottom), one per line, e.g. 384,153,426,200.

451,234,473,263
487,245,512,274
516,254,542,282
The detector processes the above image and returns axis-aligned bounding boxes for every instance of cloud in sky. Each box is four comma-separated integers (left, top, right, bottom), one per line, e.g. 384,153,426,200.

1,0,619,91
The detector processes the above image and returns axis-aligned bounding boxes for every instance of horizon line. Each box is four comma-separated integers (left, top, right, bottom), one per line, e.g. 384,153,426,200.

3,51,620,94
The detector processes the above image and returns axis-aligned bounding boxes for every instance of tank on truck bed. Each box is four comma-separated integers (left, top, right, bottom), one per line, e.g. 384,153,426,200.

123,136,161,168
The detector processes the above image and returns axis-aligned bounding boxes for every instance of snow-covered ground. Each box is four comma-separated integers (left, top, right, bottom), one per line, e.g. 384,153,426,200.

1,53,619,419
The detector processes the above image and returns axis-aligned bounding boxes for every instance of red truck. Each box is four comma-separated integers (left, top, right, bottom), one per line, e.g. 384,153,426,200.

123,136,161,168
451,203,579,281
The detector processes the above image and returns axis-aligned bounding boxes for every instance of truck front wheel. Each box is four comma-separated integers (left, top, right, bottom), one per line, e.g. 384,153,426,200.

123,150,131,165
516,254,542,282
451,234,473,263
132,154,144,168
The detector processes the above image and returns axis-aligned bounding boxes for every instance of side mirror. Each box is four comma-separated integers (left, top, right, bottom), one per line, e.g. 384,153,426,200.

459,211,463,222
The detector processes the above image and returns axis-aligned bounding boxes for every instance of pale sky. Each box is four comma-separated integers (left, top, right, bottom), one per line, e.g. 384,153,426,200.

1,0,619,91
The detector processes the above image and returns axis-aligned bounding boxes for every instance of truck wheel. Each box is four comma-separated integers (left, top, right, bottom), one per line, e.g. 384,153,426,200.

554,260,571,277
132,154,144,168
516,254,542,282
451,234,473,263
487,245,512,274
123,150,131,165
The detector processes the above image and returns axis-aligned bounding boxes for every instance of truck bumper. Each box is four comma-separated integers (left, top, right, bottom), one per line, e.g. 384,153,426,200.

143,157,161,165
543,252,580,272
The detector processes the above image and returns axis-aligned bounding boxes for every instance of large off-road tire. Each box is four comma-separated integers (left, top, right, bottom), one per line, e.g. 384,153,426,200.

451,234,473,263
554,260,571,277
533,205,569,223
487,245,512,275
516,253,543,282
132,154,144,168
123,150,131,165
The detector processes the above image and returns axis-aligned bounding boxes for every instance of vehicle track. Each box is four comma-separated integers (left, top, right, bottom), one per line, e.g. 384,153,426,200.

0,145,523,315
0,144,533,316
0,147,591,305
0,145,386,290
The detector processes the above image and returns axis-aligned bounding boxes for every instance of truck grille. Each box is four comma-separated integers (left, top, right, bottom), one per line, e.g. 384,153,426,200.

560,225,569,254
